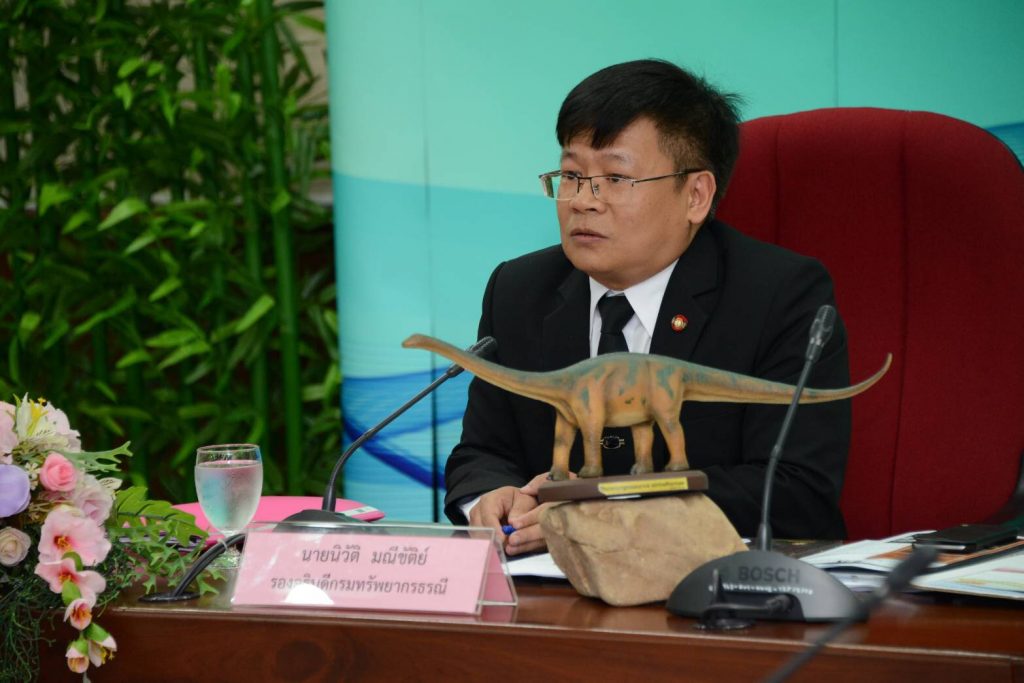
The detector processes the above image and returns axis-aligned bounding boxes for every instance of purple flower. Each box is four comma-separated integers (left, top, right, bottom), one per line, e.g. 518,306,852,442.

0,464,31,517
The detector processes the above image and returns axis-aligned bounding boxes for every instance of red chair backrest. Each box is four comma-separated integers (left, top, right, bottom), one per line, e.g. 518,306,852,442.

718,108,1024,539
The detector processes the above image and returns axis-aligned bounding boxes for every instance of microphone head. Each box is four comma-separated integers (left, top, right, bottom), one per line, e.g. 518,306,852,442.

806,305,837,363
467,336,498,360
809,305,837,345
445,336,498,377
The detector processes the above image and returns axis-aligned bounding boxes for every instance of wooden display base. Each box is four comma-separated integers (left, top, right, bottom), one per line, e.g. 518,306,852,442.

536,470,708,503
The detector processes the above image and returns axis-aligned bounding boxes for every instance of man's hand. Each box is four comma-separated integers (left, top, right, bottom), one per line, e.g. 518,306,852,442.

503,472,576,556
468,485,538,552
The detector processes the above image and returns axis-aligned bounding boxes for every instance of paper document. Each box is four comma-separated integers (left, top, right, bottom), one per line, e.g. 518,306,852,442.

913,552,1024,600
802,532,928,573
506,552,567,579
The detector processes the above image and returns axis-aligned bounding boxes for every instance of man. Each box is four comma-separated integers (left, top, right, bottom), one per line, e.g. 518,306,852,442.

445,59,851,554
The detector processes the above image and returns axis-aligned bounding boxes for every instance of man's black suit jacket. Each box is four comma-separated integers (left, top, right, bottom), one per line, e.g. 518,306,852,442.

445,219,851,539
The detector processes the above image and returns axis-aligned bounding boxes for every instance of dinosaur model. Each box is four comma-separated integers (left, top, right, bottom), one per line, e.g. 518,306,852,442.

402,334,891,481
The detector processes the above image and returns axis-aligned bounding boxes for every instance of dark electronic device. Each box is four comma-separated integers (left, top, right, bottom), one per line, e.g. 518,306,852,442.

913,524,1017,553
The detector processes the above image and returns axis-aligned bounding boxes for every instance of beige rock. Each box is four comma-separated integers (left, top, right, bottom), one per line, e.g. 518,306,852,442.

540,494,747,606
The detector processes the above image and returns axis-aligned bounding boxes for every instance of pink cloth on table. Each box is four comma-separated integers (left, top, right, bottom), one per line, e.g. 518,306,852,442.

174,495,384,539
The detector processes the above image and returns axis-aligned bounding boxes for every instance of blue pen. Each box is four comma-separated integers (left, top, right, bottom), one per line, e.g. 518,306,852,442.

502,525,515,535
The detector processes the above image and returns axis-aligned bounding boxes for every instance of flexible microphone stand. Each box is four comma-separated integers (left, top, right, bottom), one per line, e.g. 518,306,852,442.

285,335,497,524
763,545,938,682
667,305,863,625
143,336,498,602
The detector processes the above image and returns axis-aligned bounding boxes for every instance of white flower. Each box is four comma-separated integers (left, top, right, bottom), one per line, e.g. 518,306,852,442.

0,526,31,567
13,396,81,453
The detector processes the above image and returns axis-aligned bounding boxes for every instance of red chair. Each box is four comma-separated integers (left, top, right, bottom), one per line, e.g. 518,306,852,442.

718,108,1024,539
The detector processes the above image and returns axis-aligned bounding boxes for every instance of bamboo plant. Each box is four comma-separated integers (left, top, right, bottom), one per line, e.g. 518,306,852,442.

0,0,340,501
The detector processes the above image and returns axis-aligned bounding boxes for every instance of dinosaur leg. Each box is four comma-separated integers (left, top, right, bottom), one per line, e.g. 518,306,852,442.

549,412,576,481
656,415,690,471
630,422,655,474
578,424,603,478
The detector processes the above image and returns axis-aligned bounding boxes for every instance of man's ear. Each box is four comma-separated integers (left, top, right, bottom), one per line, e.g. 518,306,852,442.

685,171,716,224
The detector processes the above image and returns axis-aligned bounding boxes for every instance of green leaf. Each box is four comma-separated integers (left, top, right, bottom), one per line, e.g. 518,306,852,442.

114,81,133,109
98,197,148,230
146,62,165,77
18,311,41,343
62,209,92,234
117,57,146,79
234,294,275,333
149,276,182,302
177,403,219,419
289,15,325,32
187,220,207,238
93,379,117,402
42,319,70,350
62,580,82,604
72,289,137,337
39,182,73,216
159,87,177,126
145,328,197,348
65,441,132,475
116,348,152,369
125,231,158,254
270,189,291,214
157,340,211,370
63,551,84,571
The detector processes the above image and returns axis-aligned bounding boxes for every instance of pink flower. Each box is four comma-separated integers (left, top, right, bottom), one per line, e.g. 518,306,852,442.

39,452,78,492
0,526,31,567
0,401,15,462
66,638,89,674
34,558,106,602
70,475,114,525
37,508,111,565
64,597,94,630
84,624,117,666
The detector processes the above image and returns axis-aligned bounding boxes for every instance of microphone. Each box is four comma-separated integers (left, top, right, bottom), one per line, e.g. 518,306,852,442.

282,336,498,525
757,304,836,551
143,336,498,602
667,304,861,625
806,304,836,363
763,546,938,683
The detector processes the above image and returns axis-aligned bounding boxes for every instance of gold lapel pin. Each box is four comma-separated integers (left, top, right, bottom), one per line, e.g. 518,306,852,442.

671,314,688,332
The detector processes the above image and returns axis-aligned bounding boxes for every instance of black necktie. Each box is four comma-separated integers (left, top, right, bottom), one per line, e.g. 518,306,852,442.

597,294,634,355
596,294,635,464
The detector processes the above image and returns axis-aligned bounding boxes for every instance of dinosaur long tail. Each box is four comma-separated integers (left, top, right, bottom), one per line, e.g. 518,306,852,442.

402,334,566,404
684,354,892,404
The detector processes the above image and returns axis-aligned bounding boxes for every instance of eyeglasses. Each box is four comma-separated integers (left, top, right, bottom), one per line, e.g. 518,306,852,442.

538,169,705,204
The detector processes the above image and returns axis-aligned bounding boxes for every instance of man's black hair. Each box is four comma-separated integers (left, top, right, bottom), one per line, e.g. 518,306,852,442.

556,59,742,213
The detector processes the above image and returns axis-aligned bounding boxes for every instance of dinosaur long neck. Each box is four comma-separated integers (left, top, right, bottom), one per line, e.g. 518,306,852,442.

402,334,565,404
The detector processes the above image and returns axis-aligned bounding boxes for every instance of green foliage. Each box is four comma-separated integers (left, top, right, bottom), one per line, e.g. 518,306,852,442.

112,486,217,593
0,0,341,499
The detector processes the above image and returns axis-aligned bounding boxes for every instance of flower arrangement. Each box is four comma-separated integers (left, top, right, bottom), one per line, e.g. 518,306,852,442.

0,397,209,681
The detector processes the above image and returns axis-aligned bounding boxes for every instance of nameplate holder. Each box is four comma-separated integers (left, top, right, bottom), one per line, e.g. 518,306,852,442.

232,522,516,615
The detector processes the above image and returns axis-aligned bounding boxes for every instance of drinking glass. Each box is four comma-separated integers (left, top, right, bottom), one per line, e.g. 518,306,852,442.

194,443,264,568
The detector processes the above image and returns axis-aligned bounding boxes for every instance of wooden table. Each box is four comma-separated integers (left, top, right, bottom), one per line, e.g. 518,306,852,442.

39,573,1024,682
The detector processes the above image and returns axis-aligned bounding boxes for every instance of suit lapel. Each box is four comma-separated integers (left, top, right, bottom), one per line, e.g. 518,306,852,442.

541,267,591,371
650,223,722,360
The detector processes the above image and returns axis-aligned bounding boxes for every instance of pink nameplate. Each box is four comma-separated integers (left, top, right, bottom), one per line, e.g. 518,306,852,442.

232,529,493,614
